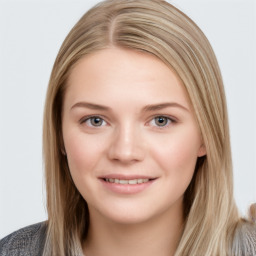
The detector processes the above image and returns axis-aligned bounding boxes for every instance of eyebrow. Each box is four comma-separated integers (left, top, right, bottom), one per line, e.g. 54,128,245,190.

142,102,189,112
71,102,110,111
70,101,189,112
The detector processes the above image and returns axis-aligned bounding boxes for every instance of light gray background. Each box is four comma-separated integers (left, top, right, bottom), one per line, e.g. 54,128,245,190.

0,0,255,238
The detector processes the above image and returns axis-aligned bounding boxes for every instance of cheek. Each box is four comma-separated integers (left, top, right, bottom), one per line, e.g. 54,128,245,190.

63,132,107,202
64,132,104,176
151,135,199,205
150,128,201,178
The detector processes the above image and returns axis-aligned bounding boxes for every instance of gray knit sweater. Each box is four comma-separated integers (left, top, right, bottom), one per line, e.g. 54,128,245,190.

0,221,256,255
0,222,46,256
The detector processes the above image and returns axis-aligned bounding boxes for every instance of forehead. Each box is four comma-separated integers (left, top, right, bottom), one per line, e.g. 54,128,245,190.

65,47,190,109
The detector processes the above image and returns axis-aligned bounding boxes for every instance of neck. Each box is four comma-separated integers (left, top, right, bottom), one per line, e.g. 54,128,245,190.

83,201,184,256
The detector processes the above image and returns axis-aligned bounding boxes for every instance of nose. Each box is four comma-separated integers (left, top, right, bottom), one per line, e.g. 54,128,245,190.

107,124,145,164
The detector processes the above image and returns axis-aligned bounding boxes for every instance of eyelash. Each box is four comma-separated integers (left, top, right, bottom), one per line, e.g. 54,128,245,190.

79,115,176,128
148,115,176,128
80,115,107,127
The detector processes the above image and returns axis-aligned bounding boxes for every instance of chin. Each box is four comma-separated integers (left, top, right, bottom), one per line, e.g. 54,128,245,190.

103,211,155,225
88,199,176,226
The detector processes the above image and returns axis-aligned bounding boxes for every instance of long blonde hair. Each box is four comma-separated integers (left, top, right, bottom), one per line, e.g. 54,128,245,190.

43,0,250,255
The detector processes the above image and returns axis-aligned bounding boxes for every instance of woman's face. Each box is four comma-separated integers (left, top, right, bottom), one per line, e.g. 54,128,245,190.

62,48,205,224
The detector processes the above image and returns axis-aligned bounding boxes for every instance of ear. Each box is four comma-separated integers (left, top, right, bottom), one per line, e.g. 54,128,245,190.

197,144,206,157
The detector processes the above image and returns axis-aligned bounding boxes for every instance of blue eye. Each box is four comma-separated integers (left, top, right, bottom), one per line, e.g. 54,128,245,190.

83,116,106,127
150,116,172,127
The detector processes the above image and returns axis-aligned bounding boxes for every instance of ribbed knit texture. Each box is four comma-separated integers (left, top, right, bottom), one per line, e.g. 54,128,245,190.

0,222,47,256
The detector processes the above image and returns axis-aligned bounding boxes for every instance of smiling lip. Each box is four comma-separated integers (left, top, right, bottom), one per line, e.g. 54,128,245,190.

99,174,157,194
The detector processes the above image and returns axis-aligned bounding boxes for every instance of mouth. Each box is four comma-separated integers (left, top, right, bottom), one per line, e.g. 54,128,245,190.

99,175,157,194
102,178,155,185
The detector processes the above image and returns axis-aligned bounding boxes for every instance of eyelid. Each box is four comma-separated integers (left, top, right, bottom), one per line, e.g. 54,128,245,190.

79,115,108,126
78,114,177,127
147,115,177,128
150,114,177,121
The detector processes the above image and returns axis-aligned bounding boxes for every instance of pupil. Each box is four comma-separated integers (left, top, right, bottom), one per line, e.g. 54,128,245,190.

92,117,102,126
156,117,167,126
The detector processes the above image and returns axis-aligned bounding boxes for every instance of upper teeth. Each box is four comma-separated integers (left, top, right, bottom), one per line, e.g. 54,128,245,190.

105,178,150,184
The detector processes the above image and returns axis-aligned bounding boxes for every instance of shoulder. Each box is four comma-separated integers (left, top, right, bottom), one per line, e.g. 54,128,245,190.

0,221,47,256
232,220,256,256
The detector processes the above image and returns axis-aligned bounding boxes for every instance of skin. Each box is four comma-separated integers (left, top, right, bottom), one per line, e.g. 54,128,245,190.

62,47,206,256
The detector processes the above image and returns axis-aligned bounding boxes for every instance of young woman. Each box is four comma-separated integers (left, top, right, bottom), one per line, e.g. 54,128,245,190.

1,0,255,255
